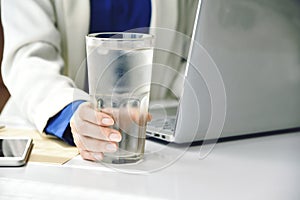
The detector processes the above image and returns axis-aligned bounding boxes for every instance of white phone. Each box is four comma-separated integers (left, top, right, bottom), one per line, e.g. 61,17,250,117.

0,137,33,166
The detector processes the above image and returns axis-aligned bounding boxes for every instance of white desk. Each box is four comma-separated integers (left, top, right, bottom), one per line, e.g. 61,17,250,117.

0,131,299,200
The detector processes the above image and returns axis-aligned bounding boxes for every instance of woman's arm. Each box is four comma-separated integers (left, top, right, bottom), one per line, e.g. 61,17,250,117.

1,0,88,132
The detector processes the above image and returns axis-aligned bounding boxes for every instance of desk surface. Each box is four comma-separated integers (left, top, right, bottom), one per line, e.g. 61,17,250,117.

0,130,299,200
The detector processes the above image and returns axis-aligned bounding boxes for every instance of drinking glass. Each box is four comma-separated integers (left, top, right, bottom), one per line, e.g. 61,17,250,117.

86,32,154,164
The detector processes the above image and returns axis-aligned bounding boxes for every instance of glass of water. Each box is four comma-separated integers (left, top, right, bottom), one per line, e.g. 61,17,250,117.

86,32,154,164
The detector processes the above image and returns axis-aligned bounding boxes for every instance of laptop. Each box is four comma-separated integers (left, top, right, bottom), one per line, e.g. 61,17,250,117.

146,0,300,143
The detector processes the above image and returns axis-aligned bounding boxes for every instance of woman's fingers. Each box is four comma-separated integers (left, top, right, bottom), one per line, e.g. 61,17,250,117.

70,101,153,162
76,102,115,126
71,118,121,142
75,134,118,153
78,149,104,162
72,131,116,161
70,101,122,142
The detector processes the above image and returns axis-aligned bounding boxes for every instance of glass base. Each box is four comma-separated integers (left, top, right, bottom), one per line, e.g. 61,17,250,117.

101,154,143,164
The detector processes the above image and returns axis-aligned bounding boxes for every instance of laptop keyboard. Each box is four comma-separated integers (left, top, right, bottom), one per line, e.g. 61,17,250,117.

147,117,176,132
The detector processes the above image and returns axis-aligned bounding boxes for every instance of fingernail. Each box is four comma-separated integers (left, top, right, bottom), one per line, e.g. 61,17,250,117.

106,143,117,152
109,133,121,142
102,118,114,125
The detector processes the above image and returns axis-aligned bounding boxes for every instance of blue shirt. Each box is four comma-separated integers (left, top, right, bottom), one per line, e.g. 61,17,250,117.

90,0,151,33
44,0,151,145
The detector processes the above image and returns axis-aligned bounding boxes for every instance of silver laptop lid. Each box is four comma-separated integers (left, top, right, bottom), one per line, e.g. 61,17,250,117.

174,0,300,143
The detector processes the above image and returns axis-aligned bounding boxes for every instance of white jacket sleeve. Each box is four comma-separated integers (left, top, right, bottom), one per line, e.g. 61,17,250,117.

1,0,89,133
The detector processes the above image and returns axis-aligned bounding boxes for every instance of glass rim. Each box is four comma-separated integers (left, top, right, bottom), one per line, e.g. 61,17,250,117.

86,32,154,41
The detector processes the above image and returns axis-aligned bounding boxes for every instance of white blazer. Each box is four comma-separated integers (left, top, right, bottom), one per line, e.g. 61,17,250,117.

1,0,196,133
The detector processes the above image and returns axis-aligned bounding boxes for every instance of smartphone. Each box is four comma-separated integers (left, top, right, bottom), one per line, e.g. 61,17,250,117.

0,137,33,166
